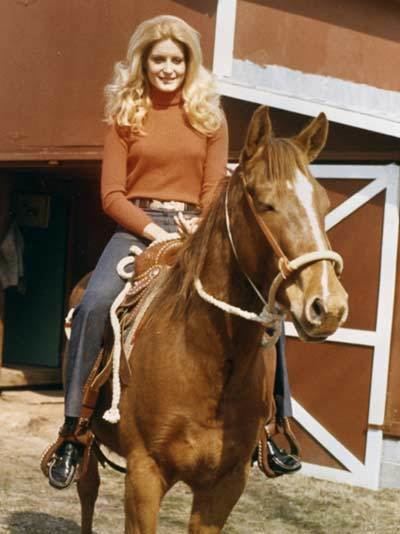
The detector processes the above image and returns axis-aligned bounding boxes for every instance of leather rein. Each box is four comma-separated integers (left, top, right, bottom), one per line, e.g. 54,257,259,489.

195,170,343,343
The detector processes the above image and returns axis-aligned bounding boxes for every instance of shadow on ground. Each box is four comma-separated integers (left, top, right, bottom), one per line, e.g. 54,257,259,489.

7,512,81,534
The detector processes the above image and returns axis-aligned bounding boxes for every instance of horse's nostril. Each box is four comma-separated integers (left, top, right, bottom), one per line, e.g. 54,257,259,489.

310,298,325,323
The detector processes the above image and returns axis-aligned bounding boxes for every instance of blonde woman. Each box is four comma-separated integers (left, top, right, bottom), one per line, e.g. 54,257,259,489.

48,15,228,489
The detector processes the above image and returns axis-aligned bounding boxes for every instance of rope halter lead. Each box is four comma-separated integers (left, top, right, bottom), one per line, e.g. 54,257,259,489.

195,171,343,347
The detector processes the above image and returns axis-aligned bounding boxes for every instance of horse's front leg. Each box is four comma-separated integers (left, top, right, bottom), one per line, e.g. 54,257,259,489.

77,451,100,534
124,451,169,534
189,462,250,534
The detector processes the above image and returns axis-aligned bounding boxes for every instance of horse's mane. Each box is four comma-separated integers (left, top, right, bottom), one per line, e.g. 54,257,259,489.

157,135,307,315
158,174,230,316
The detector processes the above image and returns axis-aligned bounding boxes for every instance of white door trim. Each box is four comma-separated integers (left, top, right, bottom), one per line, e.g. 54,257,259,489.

213,1,400,137
212,0,236,77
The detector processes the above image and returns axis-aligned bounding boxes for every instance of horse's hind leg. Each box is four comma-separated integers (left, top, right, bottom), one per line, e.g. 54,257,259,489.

189,463,249,534
77,452,100,534
124,453,168,534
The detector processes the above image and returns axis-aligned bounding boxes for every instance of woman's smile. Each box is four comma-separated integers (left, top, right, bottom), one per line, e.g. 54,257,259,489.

147,38,186,93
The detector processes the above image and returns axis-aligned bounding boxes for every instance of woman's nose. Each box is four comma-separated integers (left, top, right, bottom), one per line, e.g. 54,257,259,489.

162,61,173,73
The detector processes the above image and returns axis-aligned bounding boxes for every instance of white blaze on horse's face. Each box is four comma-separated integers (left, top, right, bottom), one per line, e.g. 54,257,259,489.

293,169,330,301
282,167,348,340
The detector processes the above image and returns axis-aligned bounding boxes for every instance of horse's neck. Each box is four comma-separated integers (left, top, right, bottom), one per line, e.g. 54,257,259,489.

195,179,273,380
200,176,272,314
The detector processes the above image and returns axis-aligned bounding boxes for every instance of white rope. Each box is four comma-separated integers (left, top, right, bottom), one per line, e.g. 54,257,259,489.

64,308,75,340
267,250,343,313
194,278,281,326
102,280,132,424
103,244,145,424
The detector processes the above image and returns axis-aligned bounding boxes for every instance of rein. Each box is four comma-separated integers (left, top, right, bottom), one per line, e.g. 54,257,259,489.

195,170,343,343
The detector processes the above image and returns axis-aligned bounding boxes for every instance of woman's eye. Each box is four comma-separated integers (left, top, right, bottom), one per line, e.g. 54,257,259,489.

172,58,184,65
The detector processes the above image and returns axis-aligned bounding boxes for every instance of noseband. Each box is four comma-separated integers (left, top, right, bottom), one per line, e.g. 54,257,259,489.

194,172,343,346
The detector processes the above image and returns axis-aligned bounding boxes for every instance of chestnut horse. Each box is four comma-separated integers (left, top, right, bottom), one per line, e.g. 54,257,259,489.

76,106,348,533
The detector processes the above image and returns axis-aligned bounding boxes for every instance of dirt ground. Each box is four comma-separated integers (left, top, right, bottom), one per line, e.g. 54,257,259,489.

0,389,400,534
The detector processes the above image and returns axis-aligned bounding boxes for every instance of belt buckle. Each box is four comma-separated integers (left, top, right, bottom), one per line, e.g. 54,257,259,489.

149,200,184,211
168,201,185,211
148,200,163,210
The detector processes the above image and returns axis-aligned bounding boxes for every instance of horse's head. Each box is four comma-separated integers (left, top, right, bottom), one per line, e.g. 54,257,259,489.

239,106,348,341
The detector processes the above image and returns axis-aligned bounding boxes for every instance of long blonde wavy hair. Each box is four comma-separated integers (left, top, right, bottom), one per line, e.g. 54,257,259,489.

104,15,223,136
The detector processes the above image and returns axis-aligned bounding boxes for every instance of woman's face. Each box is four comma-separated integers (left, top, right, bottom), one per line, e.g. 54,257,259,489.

146,38,186,93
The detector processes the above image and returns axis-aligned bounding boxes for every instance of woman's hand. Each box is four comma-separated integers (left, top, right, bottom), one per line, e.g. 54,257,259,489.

174,213,200,237
143,222,178,242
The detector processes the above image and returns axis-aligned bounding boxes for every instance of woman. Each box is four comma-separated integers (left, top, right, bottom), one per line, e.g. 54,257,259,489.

46,15,299,489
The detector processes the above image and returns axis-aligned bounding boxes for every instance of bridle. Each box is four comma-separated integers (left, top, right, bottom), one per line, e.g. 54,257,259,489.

194,170,343,345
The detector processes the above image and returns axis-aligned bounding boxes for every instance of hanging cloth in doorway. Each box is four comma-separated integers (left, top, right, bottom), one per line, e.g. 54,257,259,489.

0,221,24,291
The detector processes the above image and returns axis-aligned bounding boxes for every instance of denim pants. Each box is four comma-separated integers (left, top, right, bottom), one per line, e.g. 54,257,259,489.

64,207,293,419
64,208,183,417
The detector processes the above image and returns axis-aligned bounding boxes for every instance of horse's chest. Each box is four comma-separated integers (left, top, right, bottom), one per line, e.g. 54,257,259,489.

159,419,256,484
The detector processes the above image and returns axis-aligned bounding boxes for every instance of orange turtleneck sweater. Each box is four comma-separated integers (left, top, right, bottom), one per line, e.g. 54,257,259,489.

101,88,229,235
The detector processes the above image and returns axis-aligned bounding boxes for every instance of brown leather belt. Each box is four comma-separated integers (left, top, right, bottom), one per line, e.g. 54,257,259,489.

132,198,199,211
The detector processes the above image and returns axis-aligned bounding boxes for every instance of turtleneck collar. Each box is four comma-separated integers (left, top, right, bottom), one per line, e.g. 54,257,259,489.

149,86,183,108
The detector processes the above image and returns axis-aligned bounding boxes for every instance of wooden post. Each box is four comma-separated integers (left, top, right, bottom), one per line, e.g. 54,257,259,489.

0,176,12,370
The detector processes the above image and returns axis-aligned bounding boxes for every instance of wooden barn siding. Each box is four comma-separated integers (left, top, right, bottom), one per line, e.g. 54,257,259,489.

234,0,400,92
0,0,217,159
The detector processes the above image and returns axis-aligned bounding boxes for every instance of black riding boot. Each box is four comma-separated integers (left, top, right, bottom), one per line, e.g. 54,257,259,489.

48,417,82,490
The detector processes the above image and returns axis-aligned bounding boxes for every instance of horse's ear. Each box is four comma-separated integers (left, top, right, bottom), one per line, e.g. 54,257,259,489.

294,113,328,162
240,105,272,165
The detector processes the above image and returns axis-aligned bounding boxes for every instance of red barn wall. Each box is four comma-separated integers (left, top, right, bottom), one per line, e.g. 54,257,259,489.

235,0,400,92
0,0,217,158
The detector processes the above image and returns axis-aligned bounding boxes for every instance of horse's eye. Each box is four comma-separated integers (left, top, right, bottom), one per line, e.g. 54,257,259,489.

258,202,275,213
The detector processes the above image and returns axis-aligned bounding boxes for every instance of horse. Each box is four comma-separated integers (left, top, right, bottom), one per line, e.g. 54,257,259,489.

74,106,348,533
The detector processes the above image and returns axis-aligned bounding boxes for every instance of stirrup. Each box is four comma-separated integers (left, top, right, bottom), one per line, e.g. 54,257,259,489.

255,417,301,478
265,437,301,475
48,442,81,489
41,421,95,484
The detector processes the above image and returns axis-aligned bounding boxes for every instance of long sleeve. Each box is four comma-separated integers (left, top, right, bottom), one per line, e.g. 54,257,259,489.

200,114,229,211
100,124,153,235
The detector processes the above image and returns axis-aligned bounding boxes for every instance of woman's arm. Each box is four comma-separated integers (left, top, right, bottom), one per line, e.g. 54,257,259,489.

101,124,156,236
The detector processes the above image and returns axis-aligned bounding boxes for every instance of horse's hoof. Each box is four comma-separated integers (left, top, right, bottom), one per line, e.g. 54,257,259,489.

48,442,81,489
